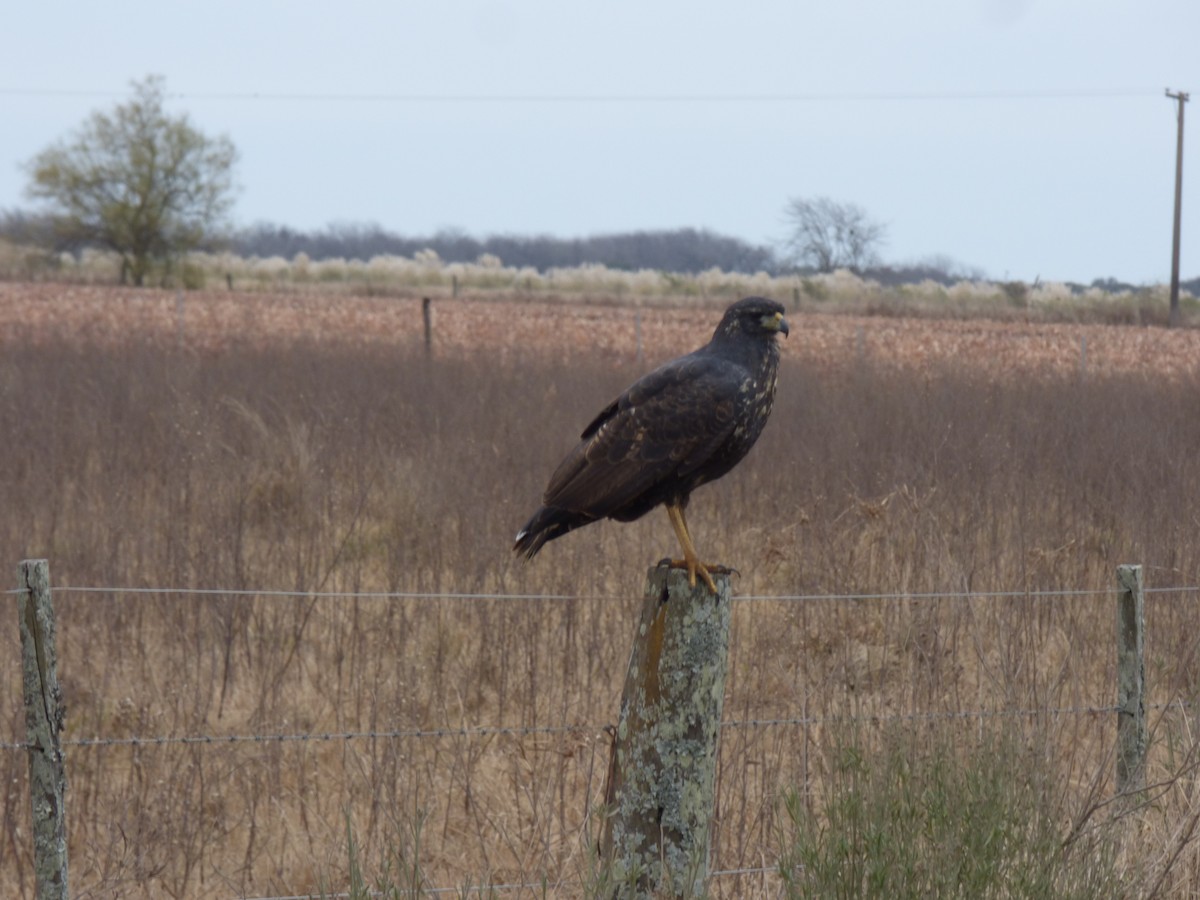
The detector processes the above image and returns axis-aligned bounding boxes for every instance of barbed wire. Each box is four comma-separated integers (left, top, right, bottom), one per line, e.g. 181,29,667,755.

5,567,1190,898
2,702,1144,753
4,585,585,601
0,722,592,752
7,583,1199,602
5,576,1192,753
725,703,1126,730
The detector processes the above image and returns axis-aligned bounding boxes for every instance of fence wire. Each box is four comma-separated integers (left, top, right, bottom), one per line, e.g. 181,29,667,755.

2,703,1144,753
8,582,1200,602
6,574,1195,897
5,578,1197,753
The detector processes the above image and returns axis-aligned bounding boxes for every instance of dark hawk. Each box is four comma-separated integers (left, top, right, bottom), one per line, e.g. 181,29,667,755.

513,296,789,592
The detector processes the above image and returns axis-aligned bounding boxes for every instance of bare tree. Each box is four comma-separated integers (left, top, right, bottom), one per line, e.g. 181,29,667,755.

24,75,238,285
781,196,887,273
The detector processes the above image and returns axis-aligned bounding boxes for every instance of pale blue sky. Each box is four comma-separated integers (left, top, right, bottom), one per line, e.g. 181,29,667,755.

2,1,1197,283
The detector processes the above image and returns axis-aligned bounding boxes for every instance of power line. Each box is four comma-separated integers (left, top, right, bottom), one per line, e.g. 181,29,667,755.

1166,88,1190,328
0,87,1164,104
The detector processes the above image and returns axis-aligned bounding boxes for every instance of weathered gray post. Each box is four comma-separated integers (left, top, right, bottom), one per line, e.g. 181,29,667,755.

17,559,69,900
1116,563,1146,797
599,564,732,898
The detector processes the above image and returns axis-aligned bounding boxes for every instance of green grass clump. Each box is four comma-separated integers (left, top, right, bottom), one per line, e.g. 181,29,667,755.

338,811,431,899
778,725,1125,900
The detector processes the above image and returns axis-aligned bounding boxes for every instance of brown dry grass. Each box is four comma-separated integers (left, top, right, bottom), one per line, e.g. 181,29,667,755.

3,283,1200,896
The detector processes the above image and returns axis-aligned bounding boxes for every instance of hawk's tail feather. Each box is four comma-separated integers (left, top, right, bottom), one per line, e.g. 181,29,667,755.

513,506,594,560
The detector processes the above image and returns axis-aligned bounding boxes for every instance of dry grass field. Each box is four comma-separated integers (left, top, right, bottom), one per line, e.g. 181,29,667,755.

4,282,1200,897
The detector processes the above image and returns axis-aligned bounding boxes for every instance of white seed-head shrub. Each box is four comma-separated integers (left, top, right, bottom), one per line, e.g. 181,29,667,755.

910,279,949,299
212,251,241,274
827,268,873,297
947,279,999,302
1082,285,1123,301
1027,281,1074,304
628,269,667,294
696,267,730,292
366,255,412,278
313,257,350,281
743,271,777,295
251,256,291,280
80,248,117,280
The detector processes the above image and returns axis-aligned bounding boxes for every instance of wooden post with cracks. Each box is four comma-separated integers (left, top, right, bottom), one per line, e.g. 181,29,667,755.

599,564,732,898
1116,563,1147,798
17,559,68,900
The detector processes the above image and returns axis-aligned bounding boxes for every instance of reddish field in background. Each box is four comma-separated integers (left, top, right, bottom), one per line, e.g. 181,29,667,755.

4,282,1199,379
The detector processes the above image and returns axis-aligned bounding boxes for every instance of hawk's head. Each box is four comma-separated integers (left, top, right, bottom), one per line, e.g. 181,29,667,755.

715,296,789,341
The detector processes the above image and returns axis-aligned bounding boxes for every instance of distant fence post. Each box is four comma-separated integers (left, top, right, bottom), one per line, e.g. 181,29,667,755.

175,289,185,350
599,564,732,898
17,559,69,900
422,297,433,355
1116,563,1146,797
634,309,645,367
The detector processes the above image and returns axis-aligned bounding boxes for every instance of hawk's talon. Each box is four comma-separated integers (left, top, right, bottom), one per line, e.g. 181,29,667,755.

666,558,721,594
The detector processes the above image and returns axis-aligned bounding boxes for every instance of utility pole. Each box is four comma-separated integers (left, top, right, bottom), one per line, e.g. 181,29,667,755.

1166,89,1189,328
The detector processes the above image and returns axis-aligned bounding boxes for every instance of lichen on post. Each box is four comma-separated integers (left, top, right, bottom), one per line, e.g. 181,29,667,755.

18,559,69,900
599,563,732,898
1116,563,1146,798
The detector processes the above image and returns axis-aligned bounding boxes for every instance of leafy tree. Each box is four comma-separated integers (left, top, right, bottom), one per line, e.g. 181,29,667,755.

781,196,887,273
24,75,238,285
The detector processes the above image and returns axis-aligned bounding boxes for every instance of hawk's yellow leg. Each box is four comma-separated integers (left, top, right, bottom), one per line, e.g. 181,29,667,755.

666,502,719,594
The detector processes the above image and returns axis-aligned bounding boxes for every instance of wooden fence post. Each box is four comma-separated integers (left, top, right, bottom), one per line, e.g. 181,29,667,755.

175,289,186,350
1116,563,1146,796
599,564,732,898
422,297,433,355
634,308,644,367
17,559,69,900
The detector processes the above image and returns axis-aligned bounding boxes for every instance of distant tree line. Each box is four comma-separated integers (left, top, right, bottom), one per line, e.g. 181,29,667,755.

226,222,779,276
4,207,1188,295
0,208,57,247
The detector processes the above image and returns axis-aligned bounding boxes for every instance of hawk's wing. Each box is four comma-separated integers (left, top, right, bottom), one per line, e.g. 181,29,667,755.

541,353,744,518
